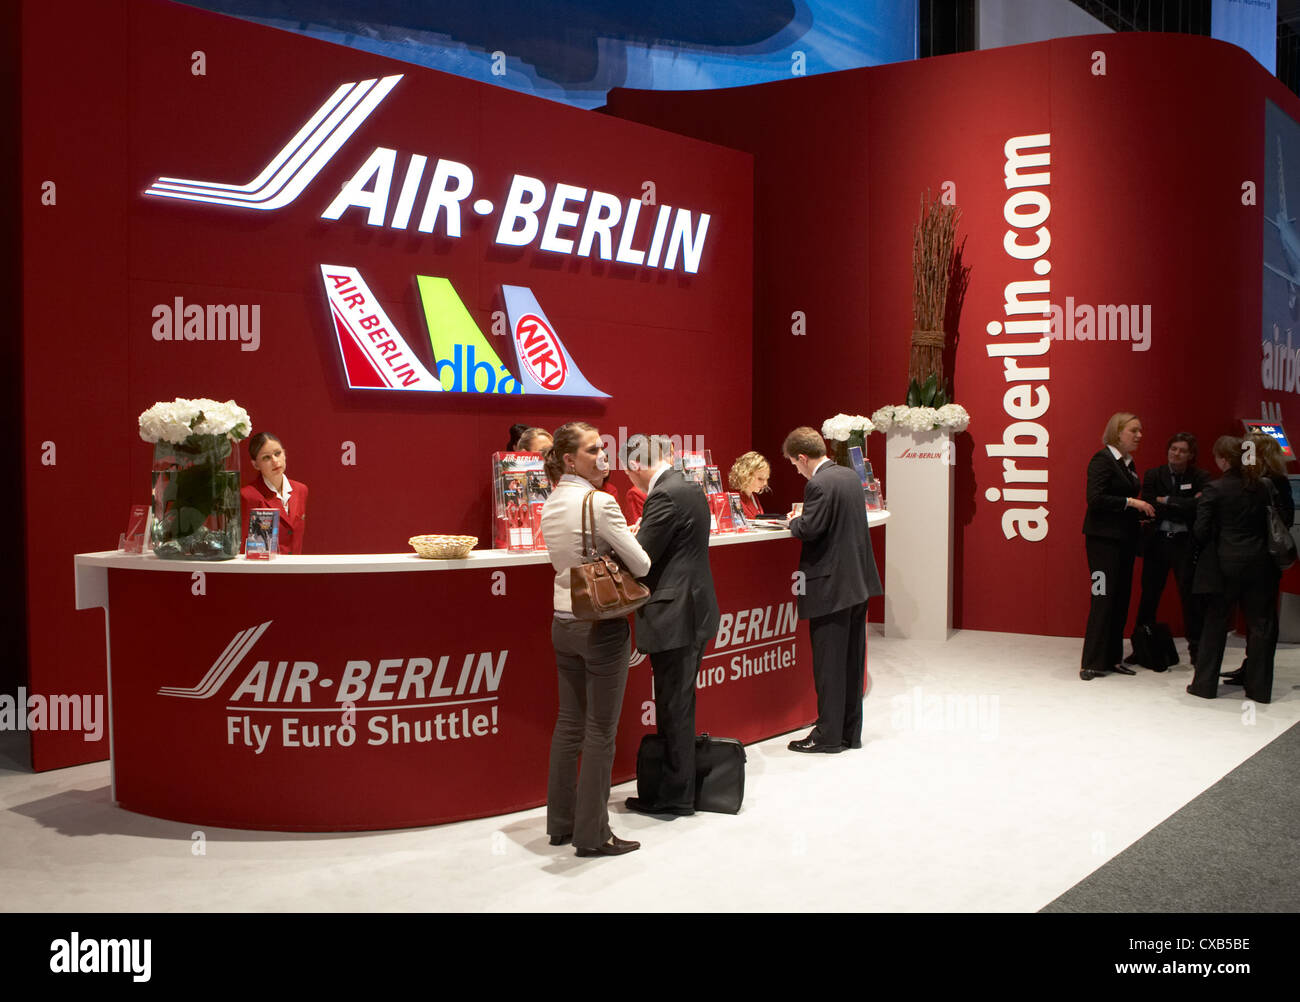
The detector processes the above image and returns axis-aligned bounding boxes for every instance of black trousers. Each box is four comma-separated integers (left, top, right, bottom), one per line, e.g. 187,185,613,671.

1135,531,1202,653
1081,536,1136,672
1191,561,1281,702
808,601,868,746
648,637,708,809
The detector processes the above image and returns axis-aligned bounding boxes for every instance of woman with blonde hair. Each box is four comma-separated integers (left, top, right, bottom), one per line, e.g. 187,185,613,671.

1080,412,1155,680
538,422,651,857
728,451,772,521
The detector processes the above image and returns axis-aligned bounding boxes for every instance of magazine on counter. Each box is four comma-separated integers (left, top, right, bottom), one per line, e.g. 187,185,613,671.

848,445,884,512
848,446,868,485
491,452,548,551
864,477,884,512
120,503,150,553
703,465,725,496
245,509,280,559
678,451,707,489
726,492,749,532
708,492,732,533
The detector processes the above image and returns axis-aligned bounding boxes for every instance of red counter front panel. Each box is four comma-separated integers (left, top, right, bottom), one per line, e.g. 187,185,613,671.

107,540,822,830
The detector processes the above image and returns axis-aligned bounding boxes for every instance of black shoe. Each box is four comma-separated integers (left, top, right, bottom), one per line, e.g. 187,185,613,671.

624,797,694,817
842,739,863,750
1186,684,1215,699
575,835,640,857
548,833,572,846
1122,653,1140,666
1148,663,1169,673
1220,670,1245,686
788,733,844,754
1111,663,1137,676
1080,669,1103,680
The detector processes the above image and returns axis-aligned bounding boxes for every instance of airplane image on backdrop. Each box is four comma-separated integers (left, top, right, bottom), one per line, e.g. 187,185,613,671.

1265,134,1300,318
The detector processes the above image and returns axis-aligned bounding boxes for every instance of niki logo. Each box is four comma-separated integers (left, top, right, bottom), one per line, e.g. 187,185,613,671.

513,313,567,390
143,75,712,273
321,266,608,397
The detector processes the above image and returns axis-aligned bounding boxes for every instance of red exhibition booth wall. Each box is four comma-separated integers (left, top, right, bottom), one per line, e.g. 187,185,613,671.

18,0,753,770
609,31,1298,640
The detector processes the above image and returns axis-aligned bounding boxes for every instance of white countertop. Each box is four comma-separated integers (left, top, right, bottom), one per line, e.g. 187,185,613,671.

74,512,888,607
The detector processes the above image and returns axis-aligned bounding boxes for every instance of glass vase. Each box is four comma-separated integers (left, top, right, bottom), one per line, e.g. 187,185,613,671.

150,434,241,560
834,430,867,468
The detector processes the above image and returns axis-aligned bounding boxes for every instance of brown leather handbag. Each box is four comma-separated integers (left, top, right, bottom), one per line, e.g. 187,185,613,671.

570,490,650,620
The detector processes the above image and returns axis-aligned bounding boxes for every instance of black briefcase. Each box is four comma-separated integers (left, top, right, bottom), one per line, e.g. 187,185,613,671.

635,732,746,814
1131,622,1179,670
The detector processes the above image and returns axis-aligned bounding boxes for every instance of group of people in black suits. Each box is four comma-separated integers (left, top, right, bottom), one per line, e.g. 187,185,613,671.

1081,412,1293,703
537,423,881,858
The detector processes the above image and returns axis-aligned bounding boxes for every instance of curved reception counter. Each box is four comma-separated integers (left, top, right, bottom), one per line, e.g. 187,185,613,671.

75,514,887,831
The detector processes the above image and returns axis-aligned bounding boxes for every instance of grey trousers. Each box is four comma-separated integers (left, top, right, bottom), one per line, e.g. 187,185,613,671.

547,616,631,849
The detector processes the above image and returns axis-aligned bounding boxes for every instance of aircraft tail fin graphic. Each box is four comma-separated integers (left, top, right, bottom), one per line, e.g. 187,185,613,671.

416,276,519,393
502,286,609,398
317,265,609,398
320,265,441,392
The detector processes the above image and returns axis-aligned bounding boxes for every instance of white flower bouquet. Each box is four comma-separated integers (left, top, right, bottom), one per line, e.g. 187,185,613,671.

870,403,970,434
138,398,251,445
820,413,875,442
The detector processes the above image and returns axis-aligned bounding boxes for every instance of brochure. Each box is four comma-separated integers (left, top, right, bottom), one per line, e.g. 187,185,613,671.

725,492,749,532
120,504,150,553
491,452,548,551
245,508,281,559
679,451,707,489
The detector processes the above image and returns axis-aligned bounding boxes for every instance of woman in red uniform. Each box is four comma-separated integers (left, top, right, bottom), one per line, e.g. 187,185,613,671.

240,432,308,554
728,451,772,521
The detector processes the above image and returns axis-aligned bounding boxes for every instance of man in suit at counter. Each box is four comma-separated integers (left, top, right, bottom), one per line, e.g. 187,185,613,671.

622,434,720,816
1130,432,1210,666
783,426,882,753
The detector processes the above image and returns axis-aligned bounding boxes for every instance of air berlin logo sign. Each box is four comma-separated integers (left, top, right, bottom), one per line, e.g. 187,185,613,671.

156,622,508,754
144,74,712,274
321,266,608,396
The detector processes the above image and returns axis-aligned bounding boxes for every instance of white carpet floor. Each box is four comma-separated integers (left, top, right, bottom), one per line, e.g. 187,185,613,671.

3,628,1296,913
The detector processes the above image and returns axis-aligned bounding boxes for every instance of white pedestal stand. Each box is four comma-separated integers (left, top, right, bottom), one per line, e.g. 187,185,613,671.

883,427,955,641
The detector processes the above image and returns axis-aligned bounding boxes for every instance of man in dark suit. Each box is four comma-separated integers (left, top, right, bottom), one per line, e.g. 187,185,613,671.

622,434,720,815
782,426,883,753
1131,432,1210,665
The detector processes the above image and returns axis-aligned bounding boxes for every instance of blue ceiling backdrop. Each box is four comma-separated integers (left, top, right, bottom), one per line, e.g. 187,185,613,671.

179,0,918,108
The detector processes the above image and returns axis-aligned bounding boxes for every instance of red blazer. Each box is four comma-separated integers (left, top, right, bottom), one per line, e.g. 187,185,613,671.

240,478,308,554
739,491,764,521
624,486,647,523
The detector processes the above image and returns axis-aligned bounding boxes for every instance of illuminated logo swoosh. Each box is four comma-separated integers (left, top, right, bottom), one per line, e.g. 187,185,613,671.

144,75,402,210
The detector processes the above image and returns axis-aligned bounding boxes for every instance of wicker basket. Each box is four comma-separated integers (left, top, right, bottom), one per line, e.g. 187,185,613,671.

409,534,478,559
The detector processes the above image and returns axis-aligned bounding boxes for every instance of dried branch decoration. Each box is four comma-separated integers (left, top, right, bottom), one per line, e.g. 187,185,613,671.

910,193,962,388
